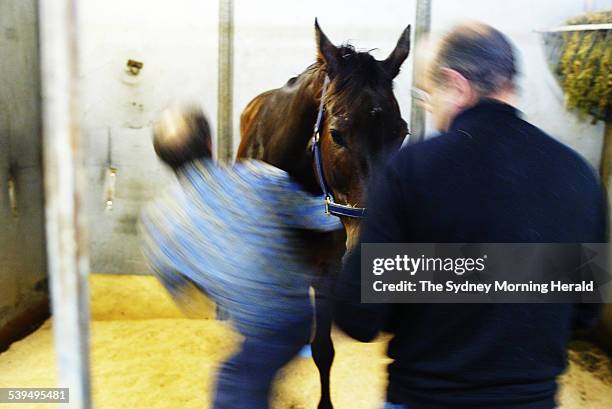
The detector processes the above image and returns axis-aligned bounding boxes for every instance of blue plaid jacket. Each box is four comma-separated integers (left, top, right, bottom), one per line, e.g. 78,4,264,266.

141,158,342,337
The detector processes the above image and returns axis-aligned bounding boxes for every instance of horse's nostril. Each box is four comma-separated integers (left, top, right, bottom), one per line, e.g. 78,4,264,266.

370,106,383,116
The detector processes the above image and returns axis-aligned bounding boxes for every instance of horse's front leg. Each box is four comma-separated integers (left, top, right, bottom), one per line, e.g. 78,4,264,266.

312,276,335,409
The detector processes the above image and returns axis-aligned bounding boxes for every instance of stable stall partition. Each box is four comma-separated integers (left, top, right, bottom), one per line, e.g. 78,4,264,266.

0,0,48,354
1,0,90,407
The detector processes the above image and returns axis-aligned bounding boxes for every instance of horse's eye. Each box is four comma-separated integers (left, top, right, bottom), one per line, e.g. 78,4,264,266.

330,129,346,147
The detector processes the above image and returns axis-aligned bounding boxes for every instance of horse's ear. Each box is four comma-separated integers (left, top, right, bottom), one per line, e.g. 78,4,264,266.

315,18,340,74
381,24,411,78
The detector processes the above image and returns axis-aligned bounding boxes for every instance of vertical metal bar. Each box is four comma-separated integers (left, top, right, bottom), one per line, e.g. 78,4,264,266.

409,0,432,144
217,0,235,162
216,0,233,316
38,0,91,408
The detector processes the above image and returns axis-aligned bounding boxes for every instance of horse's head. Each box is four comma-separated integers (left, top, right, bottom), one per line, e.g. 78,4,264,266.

314,21,411,249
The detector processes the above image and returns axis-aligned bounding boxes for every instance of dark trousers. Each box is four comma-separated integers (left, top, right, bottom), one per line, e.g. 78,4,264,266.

212,321,310,409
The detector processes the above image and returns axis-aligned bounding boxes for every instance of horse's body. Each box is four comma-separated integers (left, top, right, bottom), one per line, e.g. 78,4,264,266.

236,21,411,409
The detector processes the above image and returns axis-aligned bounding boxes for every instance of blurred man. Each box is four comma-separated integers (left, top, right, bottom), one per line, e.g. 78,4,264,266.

335,23,606,409
140,106,342,409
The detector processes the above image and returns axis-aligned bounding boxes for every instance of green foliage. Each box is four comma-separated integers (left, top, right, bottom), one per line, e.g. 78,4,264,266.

557,11,611,122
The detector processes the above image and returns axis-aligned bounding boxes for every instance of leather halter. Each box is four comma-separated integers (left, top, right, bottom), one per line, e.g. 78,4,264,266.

310,75,367,219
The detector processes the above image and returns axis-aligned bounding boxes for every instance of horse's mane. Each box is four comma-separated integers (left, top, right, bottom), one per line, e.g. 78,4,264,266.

282,44,391,120
324,44,389,117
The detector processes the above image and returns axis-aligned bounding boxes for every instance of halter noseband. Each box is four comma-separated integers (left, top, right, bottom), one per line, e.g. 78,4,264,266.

310,75,367,219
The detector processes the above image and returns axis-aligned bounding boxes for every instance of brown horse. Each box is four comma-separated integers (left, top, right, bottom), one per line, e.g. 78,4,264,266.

236,20,411,409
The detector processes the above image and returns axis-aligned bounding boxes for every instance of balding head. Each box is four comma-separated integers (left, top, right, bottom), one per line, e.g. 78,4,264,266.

153,105,213,171
417,22,519,131
431,22,518,96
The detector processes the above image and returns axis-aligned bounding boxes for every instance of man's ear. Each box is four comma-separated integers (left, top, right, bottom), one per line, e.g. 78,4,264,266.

440,67,476,107
315,18,341,75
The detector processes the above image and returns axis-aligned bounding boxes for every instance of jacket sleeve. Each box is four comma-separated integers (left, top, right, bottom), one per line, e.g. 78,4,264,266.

573,185,607,331
334,158,409,341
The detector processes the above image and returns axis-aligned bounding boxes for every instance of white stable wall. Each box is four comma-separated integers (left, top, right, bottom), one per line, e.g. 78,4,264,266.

78,0,610,274
80,0,414,273
80,0,219,273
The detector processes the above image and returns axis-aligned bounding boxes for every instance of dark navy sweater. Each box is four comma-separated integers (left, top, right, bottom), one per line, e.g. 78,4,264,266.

335,100,606,409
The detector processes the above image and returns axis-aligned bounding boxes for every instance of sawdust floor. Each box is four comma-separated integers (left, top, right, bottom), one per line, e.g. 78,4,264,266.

0,274,610,409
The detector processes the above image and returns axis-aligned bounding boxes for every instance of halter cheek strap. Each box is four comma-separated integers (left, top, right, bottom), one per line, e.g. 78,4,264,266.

310,75,367,219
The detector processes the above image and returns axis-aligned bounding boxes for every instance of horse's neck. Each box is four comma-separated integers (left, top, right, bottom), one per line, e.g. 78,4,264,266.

264,68,348,257
269,67,326,194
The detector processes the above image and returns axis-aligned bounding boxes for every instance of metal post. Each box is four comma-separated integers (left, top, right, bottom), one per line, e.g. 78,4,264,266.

39,0,91,408
217,0,235,162
409,0,431,144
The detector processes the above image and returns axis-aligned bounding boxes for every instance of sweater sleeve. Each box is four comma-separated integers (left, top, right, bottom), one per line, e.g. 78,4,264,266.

334,157,410,341
140,200,186,292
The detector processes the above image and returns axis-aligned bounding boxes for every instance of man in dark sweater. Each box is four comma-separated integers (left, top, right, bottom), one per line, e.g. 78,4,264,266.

335,23,606,409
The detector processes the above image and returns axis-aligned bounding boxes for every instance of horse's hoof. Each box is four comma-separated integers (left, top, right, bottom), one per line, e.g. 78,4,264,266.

317,402,333,409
